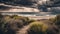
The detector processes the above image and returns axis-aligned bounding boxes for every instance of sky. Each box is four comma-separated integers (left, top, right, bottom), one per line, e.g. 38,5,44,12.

0,0,60,15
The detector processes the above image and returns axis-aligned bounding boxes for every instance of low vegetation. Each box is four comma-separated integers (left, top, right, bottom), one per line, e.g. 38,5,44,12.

49,15,60,27
28,21,48,34
28,21,59,34
0,14,60,34
0,14,34,34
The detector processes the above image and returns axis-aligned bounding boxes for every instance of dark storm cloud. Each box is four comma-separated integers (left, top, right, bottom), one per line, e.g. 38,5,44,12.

0,5,11,11
0,0,60,15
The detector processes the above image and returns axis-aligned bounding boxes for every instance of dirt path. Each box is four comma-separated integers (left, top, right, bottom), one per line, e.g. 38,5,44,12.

16,25,30,34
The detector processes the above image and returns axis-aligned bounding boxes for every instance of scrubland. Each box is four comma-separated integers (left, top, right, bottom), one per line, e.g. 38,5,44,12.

0,14,60,34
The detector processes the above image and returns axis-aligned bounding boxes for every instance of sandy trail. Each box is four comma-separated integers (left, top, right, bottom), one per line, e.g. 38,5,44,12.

16,25,30,34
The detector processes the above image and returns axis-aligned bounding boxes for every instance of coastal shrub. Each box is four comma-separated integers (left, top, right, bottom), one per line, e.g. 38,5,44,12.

49,18,56,24
49,14,60,26
5,15,31,25
10,15,21,19
0,15,38,34
54,15,60,25
0,13,3,18
28,21,48,34
0,17,24,34
28,21,59,34
0,14,3,22
0,15,30,34
28,19,35,23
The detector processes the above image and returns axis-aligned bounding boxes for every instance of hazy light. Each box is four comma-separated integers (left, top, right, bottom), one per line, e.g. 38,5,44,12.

42,0,47,1
46,15,50,16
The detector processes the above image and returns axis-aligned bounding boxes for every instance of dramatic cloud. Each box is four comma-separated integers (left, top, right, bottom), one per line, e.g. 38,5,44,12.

0,0,60,15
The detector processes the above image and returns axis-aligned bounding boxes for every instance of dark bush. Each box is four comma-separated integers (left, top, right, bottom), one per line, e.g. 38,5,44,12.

0,15,31,34
54,15,60,25
49,15,60,28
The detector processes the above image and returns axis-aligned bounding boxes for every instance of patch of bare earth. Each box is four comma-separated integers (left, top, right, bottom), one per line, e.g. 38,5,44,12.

16,25,30,34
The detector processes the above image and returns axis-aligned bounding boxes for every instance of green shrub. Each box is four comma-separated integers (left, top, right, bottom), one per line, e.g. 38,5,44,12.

28,21,48,34
28,19,35,23
49,14,60,25
54,15,60,25
0,14,3,18
0,14,3,22
0,15,37,34
0,18,24,34
0,15,27,34
10,15,22,19
10,15,31,25
49,18,56,24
